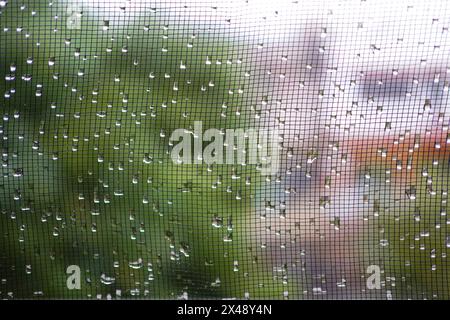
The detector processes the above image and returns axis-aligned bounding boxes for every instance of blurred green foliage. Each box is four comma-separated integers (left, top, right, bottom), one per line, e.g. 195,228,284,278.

0,1,292,299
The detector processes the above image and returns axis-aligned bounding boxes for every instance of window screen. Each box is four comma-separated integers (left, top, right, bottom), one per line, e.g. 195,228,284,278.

1,0,450,300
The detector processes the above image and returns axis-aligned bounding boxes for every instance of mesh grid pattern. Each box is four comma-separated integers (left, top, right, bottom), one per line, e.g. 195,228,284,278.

0,0,450,300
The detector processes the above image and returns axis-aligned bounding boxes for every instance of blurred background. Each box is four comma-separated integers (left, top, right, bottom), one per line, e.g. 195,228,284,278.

0,0,449,299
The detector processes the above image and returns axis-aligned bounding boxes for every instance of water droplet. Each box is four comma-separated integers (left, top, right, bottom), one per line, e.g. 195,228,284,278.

129,258,143,269
48,57,55,66
100,273,115,285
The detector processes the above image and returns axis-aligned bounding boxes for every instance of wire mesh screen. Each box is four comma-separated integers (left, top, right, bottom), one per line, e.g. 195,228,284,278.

0,0,450,300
